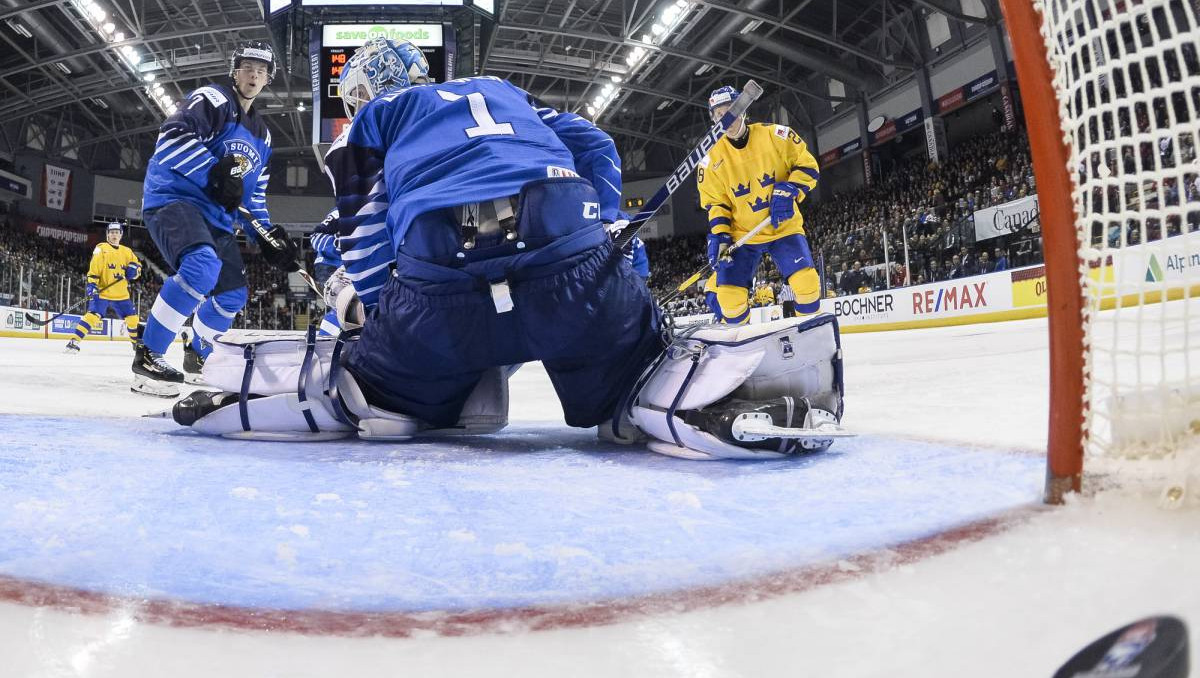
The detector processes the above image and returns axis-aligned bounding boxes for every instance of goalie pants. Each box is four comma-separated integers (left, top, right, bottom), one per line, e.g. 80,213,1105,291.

345,234,662,429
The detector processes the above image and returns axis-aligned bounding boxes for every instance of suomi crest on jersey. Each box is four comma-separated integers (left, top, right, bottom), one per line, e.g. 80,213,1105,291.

223,139,263,178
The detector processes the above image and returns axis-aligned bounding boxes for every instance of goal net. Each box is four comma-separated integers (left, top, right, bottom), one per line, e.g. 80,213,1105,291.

1000,0,1200,504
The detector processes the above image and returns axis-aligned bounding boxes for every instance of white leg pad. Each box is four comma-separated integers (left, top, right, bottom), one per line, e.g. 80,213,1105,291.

178,332,512,441
189,392,355,440
630,314,844,460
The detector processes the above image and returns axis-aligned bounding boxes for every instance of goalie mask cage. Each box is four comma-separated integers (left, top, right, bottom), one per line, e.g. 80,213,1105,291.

999,0,1200,504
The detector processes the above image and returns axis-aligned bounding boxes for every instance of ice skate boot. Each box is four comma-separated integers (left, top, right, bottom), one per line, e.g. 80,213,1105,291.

682,396,848,454
182,337,207,385
64,338,80,354
130,341,183,398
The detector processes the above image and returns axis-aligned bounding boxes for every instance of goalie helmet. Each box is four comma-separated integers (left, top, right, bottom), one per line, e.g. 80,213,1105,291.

229,40,276,83
339,37,430,121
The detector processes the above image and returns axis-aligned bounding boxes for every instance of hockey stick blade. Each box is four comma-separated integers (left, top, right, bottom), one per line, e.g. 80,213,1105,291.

613,80,763,250
1053,615,1188,678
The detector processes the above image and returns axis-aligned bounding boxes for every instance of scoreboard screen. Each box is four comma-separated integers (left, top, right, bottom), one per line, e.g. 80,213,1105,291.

312,23,449,144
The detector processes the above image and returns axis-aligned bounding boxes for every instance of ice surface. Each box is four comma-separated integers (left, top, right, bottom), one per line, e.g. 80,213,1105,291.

0,313,1196,677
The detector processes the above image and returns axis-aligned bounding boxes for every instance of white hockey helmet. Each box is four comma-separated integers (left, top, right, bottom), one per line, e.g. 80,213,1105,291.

339,37,430,121
230,40,276,83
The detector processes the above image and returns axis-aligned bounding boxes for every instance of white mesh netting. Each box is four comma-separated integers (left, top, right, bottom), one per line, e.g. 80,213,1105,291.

1037,0,1200,500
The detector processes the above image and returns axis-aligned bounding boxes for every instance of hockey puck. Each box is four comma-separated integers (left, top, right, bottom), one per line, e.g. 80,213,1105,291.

1053,615,1189,678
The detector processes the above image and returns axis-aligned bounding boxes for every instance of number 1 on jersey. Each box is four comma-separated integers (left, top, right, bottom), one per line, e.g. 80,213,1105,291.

437,91,515,138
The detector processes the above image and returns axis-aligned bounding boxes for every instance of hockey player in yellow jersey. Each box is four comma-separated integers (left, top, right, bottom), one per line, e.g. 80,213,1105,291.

65,222,142,353
753,282,776,307
698,85,821,324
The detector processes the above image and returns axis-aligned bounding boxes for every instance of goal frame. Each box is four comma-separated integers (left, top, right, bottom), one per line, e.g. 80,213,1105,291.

996,0,1087,504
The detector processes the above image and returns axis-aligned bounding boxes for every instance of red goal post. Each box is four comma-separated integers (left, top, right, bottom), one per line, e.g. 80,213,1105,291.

998,0,1088,503
998,0,1200,504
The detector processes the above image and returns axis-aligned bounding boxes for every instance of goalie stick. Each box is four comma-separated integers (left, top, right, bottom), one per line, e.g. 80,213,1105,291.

24,278,126,328
612,80,763,250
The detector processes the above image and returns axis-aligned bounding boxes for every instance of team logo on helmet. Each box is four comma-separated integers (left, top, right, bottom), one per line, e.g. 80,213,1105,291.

708,85,739,111
230,40,276,83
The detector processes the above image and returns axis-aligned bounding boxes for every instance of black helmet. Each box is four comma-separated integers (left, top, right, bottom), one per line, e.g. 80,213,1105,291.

229,40,276,83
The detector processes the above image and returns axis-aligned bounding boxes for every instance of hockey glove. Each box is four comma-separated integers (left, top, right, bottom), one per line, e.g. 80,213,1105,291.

707,232,733,270
124,263,141,280
769,181,801,227
257,225,301,273
604,217,636,256
207,154,245,213
85,282,98,299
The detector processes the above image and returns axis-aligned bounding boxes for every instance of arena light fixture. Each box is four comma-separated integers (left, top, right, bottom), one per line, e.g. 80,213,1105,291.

588,1,693,119
72,0,163,115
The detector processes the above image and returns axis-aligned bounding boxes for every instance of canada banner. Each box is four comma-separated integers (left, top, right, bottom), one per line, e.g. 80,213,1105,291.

972,194,1040,242
41,164,71,211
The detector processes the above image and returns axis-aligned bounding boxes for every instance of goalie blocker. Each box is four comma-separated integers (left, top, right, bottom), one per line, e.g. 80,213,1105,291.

163,315,847,460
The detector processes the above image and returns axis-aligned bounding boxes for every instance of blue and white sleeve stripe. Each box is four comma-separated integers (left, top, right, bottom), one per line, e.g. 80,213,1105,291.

310,232,341,267
245,173,270,226
336,186,391,308
329,152,392,309
149,92,225,188
150,128,218,188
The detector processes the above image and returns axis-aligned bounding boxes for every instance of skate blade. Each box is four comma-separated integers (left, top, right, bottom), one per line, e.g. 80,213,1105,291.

184,373,206,386
131,375,180,399
131,387,180,399
732,418,855,442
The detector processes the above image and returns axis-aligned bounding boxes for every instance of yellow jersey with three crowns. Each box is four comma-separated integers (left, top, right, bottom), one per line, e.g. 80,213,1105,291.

87,242,139,300
697,122,819,244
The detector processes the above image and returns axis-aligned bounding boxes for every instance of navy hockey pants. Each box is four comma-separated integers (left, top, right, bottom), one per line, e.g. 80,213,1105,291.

344,231,662,429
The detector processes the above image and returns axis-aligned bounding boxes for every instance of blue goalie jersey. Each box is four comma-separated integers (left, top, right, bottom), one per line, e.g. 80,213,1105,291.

142,83,273,235
324,75,622,308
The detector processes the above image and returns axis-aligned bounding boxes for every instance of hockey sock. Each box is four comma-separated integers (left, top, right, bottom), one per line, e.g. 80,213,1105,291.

142,246,220,354
192,286,246,358
72,312,99,340
124,315,140,342
788,268,821,315
716,284,750,324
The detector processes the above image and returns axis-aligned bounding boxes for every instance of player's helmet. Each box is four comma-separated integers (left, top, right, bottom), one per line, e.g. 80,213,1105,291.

708,85,739,119
106,222,123,234
339,37,430,121
229,40,276,83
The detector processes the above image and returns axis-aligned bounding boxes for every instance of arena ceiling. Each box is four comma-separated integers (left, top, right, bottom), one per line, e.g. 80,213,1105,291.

0,0,995,175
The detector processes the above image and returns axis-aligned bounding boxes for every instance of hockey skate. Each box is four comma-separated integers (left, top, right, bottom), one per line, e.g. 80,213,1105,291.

64,338,80,354
131,341,183,398
681,396,851,455
182,338,207,385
